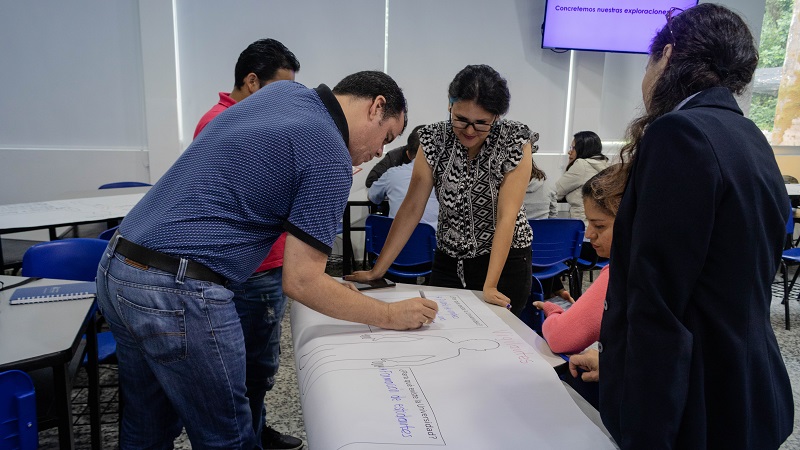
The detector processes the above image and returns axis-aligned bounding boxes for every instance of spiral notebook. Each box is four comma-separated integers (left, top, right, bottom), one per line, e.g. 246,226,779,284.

9,281,97,305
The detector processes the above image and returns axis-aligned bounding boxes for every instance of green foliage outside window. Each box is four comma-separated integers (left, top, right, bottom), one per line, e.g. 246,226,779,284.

750,93,779,131
758,0,793,68
749,0,794,133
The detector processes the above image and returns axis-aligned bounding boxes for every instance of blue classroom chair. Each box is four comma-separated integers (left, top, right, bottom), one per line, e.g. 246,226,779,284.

780,206,799,330
520,276,545,335
364,215,436,282
528,219,585,298
503,220,587,342
97,225,119,241
575,242,608,285
0,370,38,450
21,238,117,364
21,238,108,283
98,181,151,189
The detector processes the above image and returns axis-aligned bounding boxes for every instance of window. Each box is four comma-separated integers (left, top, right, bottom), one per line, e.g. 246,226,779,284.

749,0,800,146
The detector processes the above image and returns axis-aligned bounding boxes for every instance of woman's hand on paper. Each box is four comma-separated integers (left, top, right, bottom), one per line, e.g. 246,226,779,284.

482,286,511,310
344,270,381,283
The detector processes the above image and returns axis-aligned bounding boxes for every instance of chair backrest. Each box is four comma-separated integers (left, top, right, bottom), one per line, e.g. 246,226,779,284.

97,225,119,241
528,219,585,268
520,276,545,334
98,181,151,189
785,203,795,250
0,370,38,450
21,238,108,282
365,215,437,268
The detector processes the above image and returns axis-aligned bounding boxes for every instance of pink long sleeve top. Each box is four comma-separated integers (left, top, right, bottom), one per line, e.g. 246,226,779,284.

540,265,610,354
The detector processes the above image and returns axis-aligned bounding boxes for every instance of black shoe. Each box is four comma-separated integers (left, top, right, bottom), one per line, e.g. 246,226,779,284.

262,426,303,450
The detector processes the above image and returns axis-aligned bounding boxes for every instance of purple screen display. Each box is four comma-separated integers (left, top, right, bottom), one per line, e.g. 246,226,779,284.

542,1,699,53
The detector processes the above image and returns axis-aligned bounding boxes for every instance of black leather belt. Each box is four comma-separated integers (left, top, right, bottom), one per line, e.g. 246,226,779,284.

114,236,226,285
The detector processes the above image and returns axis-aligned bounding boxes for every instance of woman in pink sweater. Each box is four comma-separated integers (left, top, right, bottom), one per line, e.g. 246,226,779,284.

533,166,621,354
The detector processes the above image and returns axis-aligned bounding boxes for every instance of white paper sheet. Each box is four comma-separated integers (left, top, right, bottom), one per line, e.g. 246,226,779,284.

291,288,616,450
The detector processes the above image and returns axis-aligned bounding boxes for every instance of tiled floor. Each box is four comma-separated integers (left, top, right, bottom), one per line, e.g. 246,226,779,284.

38,271,800,449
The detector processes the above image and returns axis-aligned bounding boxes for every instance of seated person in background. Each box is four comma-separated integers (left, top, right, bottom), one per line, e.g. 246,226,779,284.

365,129,416,188
368,125,439,228
533,166,621,354
555,131,609,223
524,158,556,220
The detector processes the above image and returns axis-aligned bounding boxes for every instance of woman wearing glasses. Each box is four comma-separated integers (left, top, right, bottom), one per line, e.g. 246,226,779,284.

347,64,535,314
555,131,609,223
570,4,794,448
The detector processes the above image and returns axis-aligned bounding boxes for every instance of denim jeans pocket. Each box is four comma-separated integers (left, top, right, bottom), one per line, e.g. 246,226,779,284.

117,292,187,363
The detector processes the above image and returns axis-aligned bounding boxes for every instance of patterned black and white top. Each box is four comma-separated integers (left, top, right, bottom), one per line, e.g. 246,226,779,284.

420,119,536,262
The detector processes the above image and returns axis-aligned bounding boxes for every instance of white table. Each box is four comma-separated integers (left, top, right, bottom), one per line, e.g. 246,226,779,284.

0,191,145,267
0,193,144,234
290,282,616,450
787,183,800,197
0,275,100,449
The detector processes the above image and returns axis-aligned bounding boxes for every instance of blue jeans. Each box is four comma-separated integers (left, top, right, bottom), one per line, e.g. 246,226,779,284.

228,268,288,442
96,243,258,450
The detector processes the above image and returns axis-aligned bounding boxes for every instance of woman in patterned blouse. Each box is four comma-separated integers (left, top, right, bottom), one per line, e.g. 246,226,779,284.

347,65,536,315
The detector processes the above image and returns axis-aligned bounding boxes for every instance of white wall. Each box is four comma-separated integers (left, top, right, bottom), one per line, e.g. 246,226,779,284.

0,0,151,204
387,0,571,154
176,0,386,147
0,0,768,206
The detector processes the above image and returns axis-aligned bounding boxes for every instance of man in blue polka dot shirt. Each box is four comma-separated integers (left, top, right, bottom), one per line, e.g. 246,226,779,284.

96,71,439,449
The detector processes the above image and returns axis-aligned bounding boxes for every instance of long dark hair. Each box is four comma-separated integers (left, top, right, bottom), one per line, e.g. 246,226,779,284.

530,159,547,181
567,131,606,170
617,4,758,180
406,125,426,158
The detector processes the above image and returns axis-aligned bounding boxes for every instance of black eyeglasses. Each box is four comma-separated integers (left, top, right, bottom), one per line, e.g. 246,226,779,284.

450,116,495,133
665,7,684,47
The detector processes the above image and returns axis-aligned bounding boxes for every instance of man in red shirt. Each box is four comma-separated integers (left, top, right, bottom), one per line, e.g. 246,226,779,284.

194,38,302,450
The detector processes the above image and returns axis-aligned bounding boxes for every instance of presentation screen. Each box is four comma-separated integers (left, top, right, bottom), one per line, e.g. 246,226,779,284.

541,0,699,54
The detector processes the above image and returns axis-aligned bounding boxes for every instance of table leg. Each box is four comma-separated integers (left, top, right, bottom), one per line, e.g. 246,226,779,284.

85,314,101,449
343,206,352,275
53,363,75,450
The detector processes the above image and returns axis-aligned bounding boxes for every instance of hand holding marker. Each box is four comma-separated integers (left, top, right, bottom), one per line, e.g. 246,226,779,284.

419,290,433,325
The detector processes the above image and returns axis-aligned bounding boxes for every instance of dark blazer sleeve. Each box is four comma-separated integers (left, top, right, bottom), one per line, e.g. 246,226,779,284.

617,113,722,448
365,146,406,187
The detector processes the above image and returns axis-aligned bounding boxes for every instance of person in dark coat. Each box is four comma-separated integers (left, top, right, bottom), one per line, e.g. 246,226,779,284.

574,4,794,449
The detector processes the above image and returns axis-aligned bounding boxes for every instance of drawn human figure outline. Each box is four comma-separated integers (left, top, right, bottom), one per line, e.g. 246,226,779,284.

297,334,500,395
